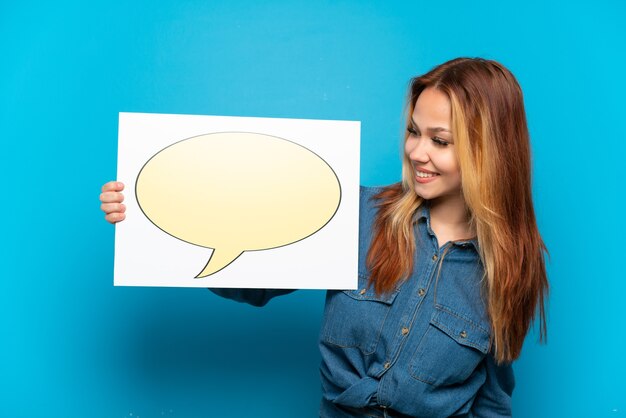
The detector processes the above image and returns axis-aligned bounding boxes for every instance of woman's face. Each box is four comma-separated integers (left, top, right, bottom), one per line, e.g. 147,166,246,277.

404,87,462,203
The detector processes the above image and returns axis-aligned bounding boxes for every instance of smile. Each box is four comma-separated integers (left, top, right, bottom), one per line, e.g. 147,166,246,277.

415,171,439,178
414,169,440,184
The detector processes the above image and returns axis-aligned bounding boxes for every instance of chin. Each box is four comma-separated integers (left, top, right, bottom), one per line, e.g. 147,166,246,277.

412,186,438,201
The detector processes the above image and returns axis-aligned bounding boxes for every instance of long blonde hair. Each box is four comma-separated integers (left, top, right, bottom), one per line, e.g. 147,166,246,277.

366,57,549,363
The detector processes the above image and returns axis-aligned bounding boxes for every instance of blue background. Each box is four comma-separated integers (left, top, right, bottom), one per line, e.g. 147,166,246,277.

1,1,625,417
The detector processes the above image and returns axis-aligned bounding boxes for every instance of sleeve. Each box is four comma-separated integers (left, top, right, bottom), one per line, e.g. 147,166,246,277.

208,288,297,307
470,353,515,418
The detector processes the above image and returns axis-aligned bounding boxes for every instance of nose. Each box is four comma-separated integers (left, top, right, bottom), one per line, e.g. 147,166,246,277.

406,137,429,164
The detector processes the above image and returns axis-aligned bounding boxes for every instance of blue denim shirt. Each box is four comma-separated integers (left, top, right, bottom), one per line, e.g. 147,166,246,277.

211,186,514,417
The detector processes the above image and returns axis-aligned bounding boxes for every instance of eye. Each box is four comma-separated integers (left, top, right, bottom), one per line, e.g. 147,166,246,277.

431,136,450,146
407,127,419,137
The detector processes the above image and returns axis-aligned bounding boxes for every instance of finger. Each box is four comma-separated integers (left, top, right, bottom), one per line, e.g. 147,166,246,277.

105,212,126,224
100,191,124,203
101,203,126,214
101,181,125,192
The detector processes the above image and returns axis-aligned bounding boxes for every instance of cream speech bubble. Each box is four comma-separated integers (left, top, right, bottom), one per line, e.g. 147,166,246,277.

135,132,341,278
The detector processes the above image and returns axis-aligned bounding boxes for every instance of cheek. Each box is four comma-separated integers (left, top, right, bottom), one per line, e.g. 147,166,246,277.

449,161,462,188
449,161,461,179
437,152,460,176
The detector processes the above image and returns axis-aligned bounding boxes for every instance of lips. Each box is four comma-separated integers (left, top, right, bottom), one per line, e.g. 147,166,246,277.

415,170,438,178
413,167,439,183
414,167,439,177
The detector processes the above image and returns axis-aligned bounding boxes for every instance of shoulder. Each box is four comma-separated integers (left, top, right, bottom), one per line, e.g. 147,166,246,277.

359,184,388,198
359,184,395,216
357,184,397,252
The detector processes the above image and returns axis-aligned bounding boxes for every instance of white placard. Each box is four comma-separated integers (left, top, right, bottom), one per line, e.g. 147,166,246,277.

114,112,360,289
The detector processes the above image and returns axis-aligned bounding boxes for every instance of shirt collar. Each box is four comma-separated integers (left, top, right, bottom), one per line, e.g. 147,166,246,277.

415,201,480,252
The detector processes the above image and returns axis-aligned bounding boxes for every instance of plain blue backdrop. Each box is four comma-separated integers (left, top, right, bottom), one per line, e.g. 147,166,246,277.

1,1,625,417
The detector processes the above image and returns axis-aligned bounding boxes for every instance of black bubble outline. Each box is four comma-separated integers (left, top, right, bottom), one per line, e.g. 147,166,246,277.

135,131,343,278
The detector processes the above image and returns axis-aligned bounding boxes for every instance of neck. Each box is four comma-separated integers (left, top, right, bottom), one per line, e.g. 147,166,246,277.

428,193,474,238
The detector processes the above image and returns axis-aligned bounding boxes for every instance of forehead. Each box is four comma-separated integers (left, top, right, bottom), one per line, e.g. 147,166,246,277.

412,87,452,127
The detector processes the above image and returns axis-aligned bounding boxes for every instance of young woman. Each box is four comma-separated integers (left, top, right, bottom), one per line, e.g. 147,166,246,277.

100,57,548,417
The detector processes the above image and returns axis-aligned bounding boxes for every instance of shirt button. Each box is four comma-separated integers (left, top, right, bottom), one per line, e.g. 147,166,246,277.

384,361,391,369
432,254,438,261
460,330,468,338
359,288,366,295
401,327,409,335
418,288,425,296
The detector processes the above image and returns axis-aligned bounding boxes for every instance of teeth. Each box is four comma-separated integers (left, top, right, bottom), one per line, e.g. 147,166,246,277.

416,171,437,178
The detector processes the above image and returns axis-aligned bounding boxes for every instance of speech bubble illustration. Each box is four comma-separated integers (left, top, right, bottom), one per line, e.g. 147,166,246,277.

135,132,341,278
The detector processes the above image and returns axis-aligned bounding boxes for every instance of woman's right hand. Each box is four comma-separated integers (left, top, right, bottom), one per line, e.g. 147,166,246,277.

100,181,126,224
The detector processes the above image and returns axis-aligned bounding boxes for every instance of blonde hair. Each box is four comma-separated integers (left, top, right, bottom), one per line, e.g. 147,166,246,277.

366,57,548,363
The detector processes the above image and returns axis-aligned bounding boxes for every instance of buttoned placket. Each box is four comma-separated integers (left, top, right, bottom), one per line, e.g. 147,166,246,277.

374,218,450,407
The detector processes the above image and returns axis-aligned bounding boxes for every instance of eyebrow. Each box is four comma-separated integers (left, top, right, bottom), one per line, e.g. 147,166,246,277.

410,117,451,133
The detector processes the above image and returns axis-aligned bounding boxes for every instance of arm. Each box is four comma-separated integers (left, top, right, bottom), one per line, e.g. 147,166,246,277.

100,181,297,306
470,354,515,418
209,288,297,307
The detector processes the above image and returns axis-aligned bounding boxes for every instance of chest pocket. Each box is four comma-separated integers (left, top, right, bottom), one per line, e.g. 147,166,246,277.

409,304,491,386
321,273,400,355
